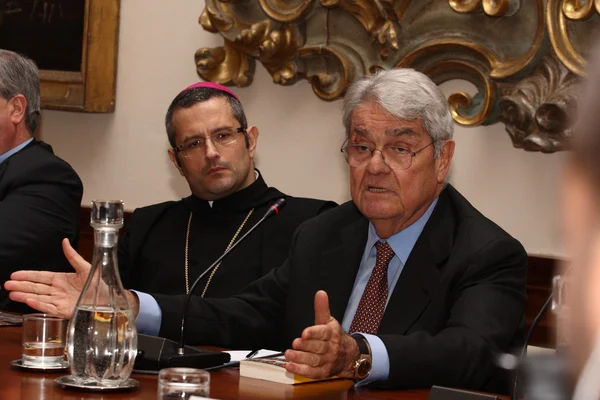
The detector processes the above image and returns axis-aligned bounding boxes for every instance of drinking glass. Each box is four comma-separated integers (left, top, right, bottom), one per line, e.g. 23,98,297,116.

158,368,210,399
21,313,67,367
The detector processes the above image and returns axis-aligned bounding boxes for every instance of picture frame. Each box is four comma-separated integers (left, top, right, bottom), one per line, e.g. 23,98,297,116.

1,0,120,112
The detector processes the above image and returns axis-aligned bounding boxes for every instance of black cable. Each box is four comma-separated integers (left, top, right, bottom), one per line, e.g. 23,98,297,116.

512,292,554,400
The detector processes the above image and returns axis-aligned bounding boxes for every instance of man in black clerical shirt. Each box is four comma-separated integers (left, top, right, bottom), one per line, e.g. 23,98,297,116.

0,50,83,312
118,82,336,298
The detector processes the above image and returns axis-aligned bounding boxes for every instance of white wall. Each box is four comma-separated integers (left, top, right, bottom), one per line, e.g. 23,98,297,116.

37,0,567,258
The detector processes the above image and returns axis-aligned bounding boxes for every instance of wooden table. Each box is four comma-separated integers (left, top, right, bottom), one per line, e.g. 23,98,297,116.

0,326,501,399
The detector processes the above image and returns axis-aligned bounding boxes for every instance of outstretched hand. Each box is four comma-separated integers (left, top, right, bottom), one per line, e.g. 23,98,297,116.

4,238,91,318
283,290,359,379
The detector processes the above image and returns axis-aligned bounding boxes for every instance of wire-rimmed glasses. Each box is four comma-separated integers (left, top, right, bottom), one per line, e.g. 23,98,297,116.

340,138,435,170
174,127,245,158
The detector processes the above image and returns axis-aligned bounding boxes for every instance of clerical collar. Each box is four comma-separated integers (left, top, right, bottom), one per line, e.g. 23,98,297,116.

183,169,285,213
207,170,259,208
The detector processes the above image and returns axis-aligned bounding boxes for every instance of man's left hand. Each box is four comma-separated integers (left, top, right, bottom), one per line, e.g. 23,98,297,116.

284,290,359,379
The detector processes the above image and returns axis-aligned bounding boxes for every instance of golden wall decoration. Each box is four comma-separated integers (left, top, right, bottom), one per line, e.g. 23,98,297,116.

196,0,599,153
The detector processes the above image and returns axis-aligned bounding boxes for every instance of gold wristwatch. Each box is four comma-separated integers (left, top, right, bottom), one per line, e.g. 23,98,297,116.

353,336,372,381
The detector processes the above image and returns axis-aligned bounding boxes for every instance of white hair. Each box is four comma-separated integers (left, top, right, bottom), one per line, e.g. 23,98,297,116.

342,68,453,158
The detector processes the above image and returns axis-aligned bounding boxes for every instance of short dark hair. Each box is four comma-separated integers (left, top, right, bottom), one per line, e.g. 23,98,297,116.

0,50,41,134
165,87,249,148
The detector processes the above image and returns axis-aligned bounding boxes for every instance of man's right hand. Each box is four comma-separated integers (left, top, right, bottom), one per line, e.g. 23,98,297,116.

5,238,91,319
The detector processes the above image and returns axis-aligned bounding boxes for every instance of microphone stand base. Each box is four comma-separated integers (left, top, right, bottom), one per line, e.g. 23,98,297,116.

134,334,230,372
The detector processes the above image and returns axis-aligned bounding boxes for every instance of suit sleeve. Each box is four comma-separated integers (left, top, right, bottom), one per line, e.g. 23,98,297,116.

376,236,527,390
152,238,295,350
260,199,337,275
0,159,83,273
118,226,132,287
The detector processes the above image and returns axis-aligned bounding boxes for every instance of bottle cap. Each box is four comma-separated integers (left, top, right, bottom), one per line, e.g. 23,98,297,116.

90,200,124,228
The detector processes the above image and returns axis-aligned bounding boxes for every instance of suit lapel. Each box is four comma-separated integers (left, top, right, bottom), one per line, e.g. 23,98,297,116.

379,188,456,334
0,161,7,187
317,209,369,323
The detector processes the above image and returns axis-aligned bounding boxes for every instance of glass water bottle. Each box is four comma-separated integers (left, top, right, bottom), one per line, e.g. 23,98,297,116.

66,200,137,387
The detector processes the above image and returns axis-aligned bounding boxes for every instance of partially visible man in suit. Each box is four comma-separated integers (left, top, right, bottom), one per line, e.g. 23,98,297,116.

6,69,527,393
0,49,82,312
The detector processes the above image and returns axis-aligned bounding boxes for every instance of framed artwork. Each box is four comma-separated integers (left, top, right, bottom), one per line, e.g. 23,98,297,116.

0,0,120,112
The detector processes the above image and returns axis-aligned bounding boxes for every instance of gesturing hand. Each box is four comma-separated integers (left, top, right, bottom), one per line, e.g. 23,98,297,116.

5,238,91,318
284,290,359,379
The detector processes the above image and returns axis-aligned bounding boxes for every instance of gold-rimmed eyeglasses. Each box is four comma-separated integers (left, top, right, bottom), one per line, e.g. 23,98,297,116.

340,138,435,170
174,127,245,158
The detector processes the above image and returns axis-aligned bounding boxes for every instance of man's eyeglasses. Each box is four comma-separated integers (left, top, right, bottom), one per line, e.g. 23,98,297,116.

340,138,436,170
174,127,245,158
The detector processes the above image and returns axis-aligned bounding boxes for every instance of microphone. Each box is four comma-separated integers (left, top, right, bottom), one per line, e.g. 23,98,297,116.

510,266,572,400
133,198,287,372
510,292,554,400
178,197,286,351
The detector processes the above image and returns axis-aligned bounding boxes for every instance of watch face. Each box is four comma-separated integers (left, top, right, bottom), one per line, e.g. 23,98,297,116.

356,358,372,379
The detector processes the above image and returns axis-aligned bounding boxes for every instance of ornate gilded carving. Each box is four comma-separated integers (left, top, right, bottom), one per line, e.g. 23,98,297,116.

561,0,600,20
258,0,314,23
448,0,513,17
298,46,352,100
196,0,599,152
322,0,400,60
195,41,255,87
232,21,300,85
547,0,599,77
499,55,577,152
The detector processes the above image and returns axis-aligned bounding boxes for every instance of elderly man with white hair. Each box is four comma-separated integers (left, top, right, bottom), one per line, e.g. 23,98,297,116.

5,68,527,394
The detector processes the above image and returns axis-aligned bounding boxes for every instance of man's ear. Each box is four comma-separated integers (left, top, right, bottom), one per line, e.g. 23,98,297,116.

246,126,259,159
168,148,185,176
9,95,26,126
436,139,455,184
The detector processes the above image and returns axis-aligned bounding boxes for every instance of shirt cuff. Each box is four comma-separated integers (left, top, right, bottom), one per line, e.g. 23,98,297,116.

131,290,162,336
353,333,390,386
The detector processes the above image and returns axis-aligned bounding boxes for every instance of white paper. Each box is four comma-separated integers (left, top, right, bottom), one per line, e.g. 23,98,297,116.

222,349,282,367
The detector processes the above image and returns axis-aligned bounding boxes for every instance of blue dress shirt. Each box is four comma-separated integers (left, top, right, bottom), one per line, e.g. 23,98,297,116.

341,198,438,385
135,197,439,384
0,138,33,164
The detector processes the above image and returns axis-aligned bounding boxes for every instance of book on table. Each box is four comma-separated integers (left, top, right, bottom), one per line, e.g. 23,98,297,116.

239,355,339,385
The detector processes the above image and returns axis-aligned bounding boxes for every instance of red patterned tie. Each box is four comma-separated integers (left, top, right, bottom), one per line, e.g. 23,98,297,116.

349,241,395,334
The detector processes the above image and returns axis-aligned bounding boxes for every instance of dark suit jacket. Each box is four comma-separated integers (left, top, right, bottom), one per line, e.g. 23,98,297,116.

153,185,528,393
0,139,83,312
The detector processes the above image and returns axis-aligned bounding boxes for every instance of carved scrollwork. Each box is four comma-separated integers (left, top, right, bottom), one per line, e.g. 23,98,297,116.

499,55,577,152
195,41,255,87
547,0,599,77
196,0,599,152
322,0,401,60
561,0,600,20
199,5,233,33
395,44,499,126
258,0,314,23
298,46,353,100
448,0,516,17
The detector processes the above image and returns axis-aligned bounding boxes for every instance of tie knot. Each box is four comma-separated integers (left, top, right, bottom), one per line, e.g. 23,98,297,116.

375,241,394,265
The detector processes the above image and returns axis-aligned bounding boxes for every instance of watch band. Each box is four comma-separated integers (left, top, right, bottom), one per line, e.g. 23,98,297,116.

356,336,371,357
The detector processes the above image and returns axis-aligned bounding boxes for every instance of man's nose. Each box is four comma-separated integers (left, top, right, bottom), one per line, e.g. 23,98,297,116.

366,149,391,174
204,139,220,159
